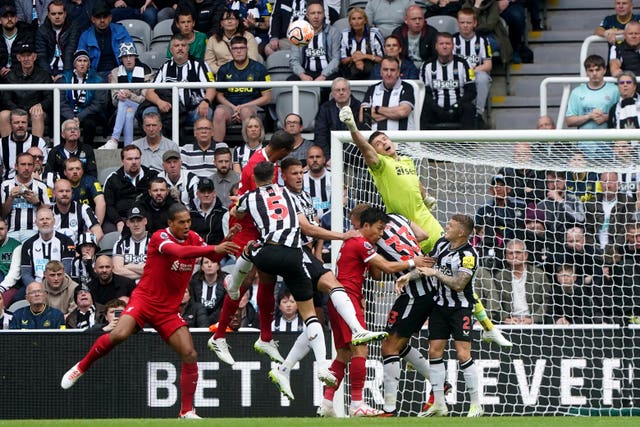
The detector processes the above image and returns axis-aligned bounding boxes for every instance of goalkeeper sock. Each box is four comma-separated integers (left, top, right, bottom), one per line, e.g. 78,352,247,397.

229,254,253,291
179,362,199,414
324,359,346,400
213,290,245,339
281,331,310,371
401,345,430,380
473,293,494,331
382,355,401,412
257,280,275,342
78,333,115,372
461,358,480,405
329,287,363,333
429,358,446,404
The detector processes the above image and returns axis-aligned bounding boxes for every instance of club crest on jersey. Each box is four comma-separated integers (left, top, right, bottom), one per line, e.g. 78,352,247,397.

160,232,169,239
462,255,475,269
364,241,374,250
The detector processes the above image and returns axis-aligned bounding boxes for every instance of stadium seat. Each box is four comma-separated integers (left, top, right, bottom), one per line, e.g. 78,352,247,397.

98,166,119,187
139,51,167,71
119,19,151,53
348,0,368,11
7,299,29,313
332,17,349,34
350,85,369,103
427,15,459,34
275,88,320,131
99,231,121,255
266,49,293,81
149,19,174,53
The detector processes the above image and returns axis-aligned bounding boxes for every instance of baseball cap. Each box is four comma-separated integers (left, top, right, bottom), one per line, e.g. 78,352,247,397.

0,4,16,16
15,42,35,54
92,2,112,17
197,177,215,191
127,206,145,220
162,150,181,162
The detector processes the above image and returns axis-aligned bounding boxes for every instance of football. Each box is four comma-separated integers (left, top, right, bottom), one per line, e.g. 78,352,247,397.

287,19,314,46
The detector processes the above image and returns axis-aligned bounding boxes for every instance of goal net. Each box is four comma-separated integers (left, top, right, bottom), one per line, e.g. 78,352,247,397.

330,129,640,417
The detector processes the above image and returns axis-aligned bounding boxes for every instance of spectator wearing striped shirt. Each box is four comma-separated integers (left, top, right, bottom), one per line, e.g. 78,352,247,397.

232,115,264,173
112,206,149,283
454,7,492,116
21,206,75,286
158,150,199,207
361,56,415,131
1,152,51,242
52,179,103,245
420,32,477,130
180,117,218,179
0,109,48,181
271,288,303,332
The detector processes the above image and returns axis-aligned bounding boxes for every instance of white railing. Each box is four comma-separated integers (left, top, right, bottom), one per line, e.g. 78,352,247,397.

0,79,426,144
579,35,611,77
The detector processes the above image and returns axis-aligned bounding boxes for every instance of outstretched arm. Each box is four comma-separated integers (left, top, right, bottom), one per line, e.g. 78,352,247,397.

339,106,380,168
418,266,472,292
160,240,239,262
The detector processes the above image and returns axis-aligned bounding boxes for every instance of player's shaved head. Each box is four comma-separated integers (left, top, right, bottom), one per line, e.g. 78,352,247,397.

168,203,189,220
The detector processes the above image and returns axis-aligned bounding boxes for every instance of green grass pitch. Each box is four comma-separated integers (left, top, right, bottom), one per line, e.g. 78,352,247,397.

0,418,637,427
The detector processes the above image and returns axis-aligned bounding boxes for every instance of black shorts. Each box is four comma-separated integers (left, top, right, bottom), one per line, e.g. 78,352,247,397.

302,246,331,290
428,305,474,342
249,243,313,302
385,293,435,338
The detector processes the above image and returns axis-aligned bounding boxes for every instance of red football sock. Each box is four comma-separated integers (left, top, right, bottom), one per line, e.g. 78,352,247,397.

323,359,347,401
180,362,199,414
213,289,246,339
257,280,275,342
78,333,114,372
350,356,366,402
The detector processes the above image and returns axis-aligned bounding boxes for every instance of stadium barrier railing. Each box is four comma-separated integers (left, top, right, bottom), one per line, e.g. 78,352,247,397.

0,79,426,145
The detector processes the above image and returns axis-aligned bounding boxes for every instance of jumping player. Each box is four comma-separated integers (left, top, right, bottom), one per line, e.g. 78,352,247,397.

338,105,512,348
60,204,239,419
319,207,429,417
417,214,483,417
268,158,389,401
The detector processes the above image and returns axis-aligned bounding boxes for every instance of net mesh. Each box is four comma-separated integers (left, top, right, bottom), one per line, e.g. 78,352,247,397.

339,137,640,416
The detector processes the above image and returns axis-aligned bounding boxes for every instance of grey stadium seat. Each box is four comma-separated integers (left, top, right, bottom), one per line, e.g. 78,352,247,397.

275,88,320,132
119,19,151,52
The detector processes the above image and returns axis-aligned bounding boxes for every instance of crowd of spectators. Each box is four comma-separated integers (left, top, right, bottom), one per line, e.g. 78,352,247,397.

1,0,639,332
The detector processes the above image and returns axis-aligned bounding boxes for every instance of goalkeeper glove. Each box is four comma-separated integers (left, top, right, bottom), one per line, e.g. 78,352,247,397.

339,106,358,132
424,195,437,211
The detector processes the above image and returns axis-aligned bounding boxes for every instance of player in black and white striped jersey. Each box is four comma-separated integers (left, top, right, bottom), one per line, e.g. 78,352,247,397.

1,152,51,242
112,207,150,283
235,160,331,394
420,32,477,130
269,158,388,401
348,203,436,417
52,179,103,245
415,214,483,417
453,8,492,116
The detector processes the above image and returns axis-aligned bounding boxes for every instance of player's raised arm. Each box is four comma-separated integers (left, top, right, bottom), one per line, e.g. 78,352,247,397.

339,106,380,168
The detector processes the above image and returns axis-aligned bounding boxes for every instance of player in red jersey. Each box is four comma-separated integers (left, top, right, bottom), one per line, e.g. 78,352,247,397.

208,130,295,365
60,204,239,419
321,207,429,417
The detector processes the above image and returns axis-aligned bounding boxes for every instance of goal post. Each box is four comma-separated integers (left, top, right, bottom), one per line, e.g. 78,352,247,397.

329,128,640,416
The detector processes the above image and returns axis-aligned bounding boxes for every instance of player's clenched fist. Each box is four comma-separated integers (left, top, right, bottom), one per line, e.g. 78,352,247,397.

339,106,357,131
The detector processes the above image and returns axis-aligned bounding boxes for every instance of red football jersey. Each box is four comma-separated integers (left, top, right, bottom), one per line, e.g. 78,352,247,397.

335,236,377,301
133,228,206,314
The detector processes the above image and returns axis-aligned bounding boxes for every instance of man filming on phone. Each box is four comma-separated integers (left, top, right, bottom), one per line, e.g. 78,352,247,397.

88,298,127,333
359,56,415,131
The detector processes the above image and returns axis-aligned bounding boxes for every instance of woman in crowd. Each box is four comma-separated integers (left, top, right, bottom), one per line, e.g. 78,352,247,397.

369,34,419,80
339,7,384,80
232,115,265,173
204,9,262,74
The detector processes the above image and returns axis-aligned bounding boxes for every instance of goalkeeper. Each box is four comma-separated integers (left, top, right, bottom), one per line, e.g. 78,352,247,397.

339,106,511,347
